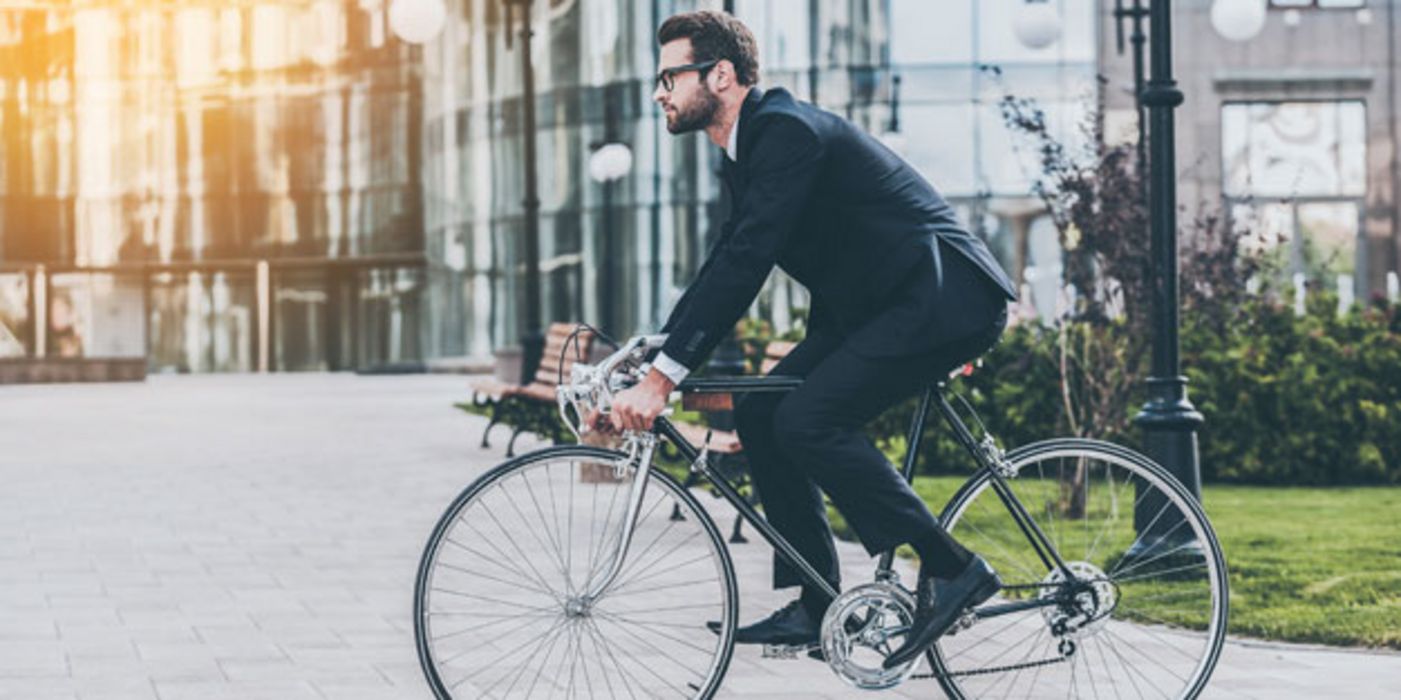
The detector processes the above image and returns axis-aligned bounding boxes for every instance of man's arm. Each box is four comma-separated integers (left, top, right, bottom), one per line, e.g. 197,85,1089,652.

656,115,824,372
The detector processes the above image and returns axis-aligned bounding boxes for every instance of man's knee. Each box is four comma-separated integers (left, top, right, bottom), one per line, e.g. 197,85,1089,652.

771,401,825,462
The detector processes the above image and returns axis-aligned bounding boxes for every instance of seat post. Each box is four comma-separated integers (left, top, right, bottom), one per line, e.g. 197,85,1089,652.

874,384,939,580
898,385,939,484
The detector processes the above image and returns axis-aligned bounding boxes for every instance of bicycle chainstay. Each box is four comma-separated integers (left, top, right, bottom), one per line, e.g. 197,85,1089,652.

908,581,1082,681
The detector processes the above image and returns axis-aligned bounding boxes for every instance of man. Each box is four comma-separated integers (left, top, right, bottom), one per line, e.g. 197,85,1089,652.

598,10,1018,669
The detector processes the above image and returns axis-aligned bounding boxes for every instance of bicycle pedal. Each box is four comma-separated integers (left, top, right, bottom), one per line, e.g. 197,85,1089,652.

762,643,818,660
946,610,978,637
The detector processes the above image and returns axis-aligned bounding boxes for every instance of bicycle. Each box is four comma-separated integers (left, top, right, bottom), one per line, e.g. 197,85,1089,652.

414,330,1229,698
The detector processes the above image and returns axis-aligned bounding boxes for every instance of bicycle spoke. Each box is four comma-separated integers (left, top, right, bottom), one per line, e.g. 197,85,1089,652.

514,468,573,590
592,613,709,697
470,505,563,600
449,615,568,687
602,551,716,595
977,626,1046,698
1103,631,1163,699
444,533,560,601
433,559,559,599
601,528,705,599
583,617,644,700
492,617,570,699
1104,625,1193,686
945,608,1043,663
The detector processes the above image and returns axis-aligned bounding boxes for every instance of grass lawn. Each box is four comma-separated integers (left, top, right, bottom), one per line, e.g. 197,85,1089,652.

876,477,1401,649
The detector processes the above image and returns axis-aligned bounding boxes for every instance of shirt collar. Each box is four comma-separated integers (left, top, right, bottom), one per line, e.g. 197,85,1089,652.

725,108,740,162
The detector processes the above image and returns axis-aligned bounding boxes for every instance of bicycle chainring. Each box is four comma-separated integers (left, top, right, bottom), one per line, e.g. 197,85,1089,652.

819,582,920,690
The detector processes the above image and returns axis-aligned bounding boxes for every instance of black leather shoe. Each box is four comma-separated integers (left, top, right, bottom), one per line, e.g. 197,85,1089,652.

706,599,820,646
882,555,1002,670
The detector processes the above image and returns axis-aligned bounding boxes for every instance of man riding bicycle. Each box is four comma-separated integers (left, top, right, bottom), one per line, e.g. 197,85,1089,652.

592,10,1019,669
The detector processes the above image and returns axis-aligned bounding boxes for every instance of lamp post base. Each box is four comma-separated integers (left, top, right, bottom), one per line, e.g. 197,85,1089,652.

1126,374,1206,568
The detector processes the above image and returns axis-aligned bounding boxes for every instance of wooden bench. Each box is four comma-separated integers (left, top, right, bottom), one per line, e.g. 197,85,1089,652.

667,340,798,542
467,323,596,457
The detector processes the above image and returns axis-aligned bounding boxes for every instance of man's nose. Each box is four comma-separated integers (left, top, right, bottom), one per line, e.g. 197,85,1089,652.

652,84,666,104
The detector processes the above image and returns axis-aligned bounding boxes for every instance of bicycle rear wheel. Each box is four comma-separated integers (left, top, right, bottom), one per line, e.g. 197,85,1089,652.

414,445,738,699
928,438,1228,699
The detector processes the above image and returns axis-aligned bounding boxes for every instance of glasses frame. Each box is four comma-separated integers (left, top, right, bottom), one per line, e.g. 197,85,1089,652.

655,59,720,93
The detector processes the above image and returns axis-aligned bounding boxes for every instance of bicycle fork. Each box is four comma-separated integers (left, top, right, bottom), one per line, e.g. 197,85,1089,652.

579,432,660,604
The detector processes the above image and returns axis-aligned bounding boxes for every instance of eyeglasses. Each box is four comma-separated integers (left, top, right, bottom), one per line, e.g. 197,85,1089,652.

654,60,719,93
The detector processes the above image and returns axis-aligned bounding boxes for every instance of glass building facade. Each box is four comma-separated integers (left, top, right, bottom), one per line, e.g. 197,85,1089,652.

1,1,426,371
2,0,1096,371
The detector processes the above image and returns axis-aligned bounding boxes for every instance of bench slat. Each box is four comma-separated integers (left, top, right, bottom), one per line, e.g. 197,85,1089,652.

682,393,734,412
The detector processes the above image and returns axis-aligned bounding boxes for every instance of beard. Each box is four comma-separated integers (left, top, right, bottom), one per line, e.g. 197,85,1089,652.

666,87,721,135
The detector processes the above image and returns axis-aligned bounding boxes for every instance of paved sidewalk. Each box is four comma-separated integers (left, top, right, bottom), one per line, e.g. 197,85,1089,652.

1,374,1398,699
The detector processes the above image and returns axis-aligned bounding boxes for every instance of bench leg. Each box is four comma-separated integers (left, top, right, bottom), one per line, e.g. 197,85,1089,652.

505,426,525,458
480,404,502,448
730,514,748,544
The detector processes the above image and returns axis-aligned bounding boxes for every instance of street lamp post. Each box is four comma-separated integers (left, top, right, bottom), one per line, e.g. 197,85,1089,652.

1017,0,1208,551
1129,0,1207,557
588,93,634,337
504,0,545,383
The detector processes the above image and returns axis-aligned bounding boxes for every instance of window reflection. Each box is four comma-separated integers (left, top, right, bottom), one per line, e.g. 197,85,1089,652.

1223,101,1367,293
1223,101,1366,198
273,269,329,372
1297,202,1359,284
149,271,255,373
890,0,973,65
0,273,31,358
358,267,424,367
49,272,145,360
735,0,812,70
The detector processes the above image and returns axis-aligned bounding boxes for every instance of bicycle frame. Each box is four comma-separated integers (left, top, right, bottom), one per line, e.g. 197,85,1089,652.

634,374,1086,622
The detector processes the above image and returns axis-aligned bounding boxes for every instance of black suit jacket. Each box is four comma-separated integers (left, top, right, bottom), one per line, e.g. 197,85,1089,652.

659,87,1017,370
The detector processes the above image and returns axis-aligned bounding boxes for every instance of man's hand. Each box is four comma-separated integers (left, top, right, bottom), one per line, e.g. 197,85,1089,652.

587,368,676,434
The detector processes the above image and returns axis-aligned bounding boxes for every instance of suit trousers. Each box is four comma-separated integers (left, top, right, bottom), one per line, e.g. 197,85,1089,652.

733,264,1008,592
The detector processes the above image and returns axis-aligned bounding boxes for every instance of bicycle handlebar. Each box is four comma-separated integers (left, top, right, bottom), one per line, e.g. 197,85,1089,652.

556,333,668,441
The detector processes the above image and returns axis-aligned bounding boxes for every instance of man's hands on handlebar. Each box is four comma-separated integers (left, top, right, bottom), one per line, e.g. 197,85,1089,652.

586,367,677,434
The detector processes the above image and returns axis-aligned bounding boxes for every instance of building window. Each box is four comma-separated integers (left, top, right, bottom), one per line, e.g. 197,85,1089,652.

1222,101,1367,296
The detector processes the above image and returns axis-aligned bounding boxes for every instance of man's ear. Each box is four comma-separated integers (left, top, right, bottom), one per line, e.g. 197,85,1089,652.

713,59,735,91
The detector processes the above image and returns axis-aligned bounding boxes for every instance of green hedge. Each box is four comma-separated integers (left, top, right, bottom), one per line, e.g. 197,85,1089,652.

1186,295,1401,484
865,296,1401,485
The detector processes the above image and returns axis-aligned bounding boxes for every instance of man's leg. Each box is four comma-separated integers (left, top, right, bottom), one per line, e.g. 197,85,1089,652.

767,319,1004,574
733,331,843,617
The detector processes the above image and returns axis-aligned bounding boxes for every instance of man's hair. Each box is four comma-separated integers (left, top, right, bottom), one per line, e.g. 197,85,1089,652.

657,11,760,87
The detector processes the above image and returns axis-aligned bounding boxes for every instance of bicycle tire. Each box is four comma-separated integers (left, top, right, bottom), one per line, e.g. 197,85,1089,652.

926,438,1229,700
414,445,739,699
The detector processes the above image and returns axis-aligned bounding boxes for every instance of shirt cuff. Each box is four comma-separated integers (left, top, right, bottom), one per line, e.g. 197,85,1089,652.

651,351,692,385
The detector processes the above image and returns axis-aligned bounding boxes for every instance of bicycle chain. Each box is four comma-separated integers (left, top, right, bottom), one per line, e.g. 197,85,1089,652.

910,582,1076,681
912,650,1069,679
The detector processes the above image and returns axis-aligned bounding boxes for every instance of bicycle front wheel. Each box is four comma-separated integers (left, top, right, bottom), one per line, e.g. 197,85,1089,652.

414,445,738,699
928,438,1229,700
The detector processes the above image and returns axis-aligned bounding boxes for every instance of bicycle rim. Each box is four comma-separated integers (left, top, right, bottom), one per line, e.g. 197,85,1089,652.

414,445,738,699
929,438,1229,700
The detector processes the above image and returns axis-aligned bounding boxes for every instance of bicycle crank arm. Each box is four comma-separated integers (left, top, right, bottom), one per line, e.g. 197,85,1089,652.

762,643,823,661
